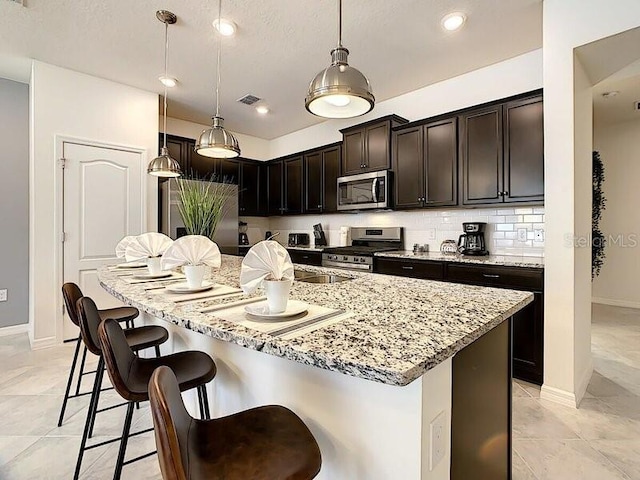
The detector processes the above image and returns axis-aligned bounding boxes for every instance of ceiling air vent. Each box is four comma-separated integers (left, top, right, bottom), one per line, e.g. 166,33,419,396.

237,94,261,106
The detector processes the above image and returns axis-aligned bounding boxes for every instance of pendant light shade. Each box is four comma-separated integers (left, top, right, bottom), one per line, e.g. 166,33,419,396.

195,0,240,158
148,10,182,178
305,0,374,118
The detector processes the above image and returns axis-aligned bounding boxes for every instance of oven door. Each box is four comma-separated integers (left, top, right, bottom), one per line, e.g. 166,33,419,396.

337,171,390,211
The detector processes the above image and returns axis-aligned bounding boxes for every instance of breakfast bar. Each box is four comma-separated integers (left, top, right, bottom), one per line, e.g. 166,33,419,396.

98,255,533,480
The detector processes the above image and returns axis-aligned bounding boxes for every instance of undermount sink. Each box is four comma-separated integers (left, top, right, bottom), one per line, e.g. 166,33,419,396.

296,274,353,284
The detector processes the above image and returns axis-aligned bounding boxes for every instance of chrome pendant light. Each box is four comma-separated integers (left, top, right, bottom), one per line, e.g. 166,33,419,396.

195,0,240,158
148,10,182,178
305,0,374,118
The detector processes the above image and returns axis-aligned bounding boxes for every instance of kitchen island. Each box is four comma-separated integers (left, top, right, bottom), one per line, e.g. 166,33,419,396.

98,255,533,479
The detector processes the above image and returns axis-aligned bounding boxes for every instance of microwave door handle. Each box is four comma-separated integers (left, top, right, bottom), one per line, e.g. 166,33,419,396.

371,178,378,203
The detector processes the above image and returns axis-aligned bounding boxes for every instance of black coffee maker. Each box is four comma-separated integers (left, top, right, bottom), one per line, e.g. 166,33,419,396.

458,222,489,256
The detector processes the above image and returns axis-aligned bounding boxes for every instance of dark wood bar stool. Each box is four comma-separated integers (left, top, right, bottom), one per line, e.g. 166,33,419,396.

149,366,322,480
72,315,216,480
58,283,169,427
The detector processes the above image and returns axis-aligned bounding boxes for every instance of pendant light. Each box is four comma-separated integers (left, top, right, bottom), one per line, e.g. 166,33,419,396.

305,0,375,118
195,0,240,158
148,10,182,178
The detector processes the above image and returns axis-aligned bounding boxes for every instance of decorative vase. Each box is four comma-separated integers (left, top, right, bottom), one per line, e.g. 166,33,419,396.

263,279,292,313
183,264,206,289
147,257,162,275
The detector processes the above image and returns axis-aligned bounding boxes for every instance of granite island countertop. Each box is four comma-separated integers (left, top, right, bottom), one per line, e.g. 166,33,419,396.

375,251,544,268
98,255,533,386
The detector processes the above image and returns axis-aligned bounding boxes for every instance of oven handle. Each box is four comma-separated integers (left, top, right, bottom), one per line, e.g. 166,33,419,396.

321,260,372,271
371,178,378,203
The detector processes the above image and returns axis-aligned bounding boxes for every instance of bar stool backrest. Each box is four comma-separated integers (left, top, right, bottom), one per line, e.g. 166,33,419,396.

77,296,104,356
148,366,192,480
98,318,139,402
62,283,83,327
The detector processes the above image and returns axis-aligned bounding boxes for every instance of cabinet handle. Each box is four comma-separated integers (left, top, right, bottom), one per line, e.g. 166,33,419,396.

402,266,414,270
317,204,322,208
482,274,500,278
503,191,509,196
302,256,309,259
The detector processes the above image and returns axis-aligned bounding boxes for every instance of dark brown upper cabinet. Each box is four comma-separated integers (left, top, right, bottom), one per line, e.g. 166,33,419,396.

267,160,283,216
239,161,265,216
284,156,303,215
503,96,544,203
304,143,341,214
460,93,543,206
393,118,458,209
340,115,408,176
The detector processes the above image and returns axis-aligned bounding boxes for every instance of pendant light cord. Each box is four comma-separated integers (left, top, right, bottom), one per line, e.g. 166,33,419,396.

337,0,342,47
215,0,222,118
162,20,169,149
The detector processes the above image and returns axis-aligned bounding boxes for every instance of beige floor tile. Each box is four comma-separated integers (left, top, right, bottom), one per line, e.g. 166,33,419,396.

514,438,629,480
0,436,40,467
0,394,85,437
513,381,531,397
512,397,579,440
591,439,640,480
512,450,538,479
514,379,541,398
82,435,161,480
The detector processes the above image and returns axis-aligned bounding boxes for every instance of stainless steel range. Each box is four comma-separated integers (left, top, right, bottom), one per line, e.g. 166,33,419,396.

321,227,404,271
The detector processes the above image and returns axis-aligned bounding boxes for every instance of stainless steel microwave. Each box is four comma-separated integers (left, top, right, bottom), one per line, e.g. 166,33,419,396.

337,170,392,211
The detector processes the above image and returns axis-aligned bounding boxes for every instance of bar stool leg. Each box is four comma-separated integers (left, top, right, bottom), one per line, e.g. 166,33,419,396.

112,402,135,480
154,345,160,357
73,357,104,480
58,336,82,427
87,363,105,439
201,385,211,420
75,345,89,396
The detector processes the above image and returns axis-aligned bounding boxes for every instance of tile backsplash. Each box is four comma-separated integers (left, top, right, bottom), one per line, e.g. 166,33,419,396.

241,206,545,257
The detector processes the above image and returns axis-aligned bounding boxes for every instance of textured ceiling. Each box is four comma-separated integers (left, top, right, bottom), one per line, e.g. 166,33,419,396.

0,0,542,139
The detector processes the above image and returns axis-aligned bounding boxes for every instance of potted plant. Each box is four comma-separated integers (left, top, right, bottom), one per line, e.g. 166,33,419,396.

175,176,235,240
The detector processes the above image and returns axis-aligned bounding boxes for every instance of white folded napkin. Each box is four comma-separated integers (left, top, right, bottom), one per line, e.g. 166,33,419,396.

125,232,173,262
161,235,222,270
240,240,294,294
115,236,137,259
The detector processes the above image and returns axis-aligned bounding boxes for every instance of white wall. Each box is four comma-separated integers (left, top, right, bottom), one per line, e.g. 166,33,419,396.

29,61,158,347
271,50,543,158
165,117,271,161
0,78,29,328
542,0,640,407
593,118,640,307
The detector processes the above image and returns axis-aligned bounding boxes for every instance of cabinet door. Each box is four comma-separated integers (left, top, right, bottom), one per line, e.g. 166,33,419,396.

425,118,458,207
503,96,544,203
461,106,503,205
323,145,340,213
284,156,303,214
239,161,260,215
393,127,424,209
218,158,239,184
365,122,390,171
188,149,216,179
513,292,544,385
267,161,283,216
164,135,190,174
342,129,365,175
304,151,323,214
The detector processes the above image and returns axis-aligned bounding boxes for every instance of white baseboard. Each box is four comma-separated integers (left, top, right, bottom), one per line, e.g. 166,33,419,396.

592,297,640,309
29,335,58,350
575,359,594,406
0,323,29,337
540,384,578,408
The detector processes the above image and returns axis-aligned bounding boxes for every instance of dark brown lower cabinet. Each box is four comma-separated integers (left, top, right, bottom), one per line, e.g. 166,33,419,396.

452,318,511,480
373,258,544,385
287,250,322,266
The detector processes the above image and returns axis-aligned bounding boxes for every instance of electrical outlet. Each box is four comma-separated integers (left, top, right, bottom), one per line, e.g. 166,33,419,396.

429,410,447,471
0,289,7,302
426,228,436,240
534,229,544,242
517,228,527,242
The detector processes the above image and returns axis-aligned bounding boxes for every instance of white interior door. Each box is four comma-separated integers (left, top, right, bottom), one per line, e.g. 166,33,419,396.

62,141,144,340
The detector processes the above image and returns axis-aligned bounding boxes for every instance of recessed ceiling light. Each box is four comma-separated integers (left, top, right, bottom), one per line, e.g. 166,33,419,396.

213,18,237,36
256,105,269,115
441,12,466,31
158,75,178,88
601,91,620,99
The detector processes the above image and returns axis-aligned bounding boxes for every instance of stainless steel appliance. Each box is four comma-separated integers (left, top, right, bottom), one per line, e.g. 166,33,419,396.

337,170,392,211
288,233,310,247
458,222,489,256
322,227,403,271
160,179,239,254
